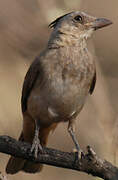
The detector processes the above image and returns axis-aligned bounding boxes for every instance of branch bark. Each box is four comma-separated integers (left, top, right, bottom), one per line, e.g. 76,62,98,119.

0,135,118,180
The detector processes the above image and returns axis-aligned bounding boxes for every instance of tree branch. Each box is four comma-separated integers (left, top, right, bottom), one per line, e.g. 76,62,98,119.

0,135,118,180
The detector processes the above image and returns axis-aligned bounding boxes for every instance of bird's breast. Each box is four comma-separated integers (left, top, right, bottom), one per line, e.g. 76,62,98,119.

27,47,95,124
42,63,94,119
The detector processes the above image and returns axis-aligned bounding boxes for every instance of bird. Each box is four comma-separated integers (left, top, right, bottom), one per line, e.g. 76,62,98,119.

6,11,112,174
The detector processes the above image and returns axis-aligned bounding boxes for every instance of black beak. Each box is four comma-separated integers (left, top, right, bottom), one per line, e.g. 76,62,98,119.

92,18,112,30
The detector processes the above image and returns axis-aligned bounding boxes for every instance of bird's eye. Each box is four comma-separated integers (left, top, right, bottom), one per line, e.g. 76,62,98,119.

74,15,83,23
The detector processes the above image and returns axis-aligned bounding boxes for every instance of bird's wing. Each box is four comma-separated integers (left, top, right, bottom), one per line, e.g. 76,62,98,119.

21,57,42,113
89,71,96,94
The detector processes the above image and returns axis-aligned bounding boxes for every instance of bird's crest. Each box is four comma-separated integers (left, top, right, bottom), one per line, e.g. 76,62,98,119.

48,12,72,28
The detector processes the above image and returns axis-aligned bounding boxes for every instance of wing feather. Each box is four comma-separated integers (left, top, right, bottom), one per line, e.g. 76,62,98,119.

89,71,96,94
21,57,42,113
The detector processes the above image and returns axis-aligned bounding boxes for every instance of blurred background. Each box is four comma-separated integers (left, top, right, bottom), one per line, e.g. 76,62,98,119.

0,0,118,180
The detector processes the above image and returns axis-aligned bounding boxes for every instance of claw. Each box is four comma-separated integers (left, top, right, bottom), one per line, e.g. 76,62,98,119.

31,137,43,158
31,124,43,158
73,148,83,159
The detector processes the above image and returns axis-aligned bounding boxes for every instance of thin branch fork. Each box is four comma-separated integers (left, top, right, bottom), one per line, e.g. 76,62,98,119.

0,136,118,180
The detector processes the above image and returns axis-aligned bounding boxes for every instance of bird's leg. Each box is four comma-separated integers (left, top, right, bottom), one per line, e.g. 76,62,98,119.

31,122,43,158
68,119,82,158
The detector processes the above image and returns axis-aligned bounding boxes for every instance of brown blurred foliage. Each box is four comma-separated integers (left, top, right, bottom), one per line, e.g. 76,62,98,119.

0,0,117,180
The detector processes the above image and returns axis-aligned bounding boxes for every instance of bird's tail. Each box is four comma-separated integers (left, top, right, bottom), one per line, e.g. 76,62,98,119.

6,123,57,174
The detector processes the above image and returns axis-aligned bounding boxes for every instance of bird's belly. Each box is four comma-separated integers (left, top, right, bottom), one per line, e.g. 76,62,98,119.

47,86,88,121
27,82,88,125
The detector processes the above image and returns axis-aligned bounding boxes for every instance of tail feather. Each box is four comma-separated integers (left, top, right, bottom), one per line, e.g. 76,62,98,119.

23,161,42,173
6,132,26,174
6,157,26,174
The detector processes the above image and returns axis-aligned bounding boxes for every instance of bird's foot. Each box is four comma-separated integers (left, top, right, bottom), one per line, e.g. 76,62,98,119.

31,136,43,158
68,124,83,160
73,148,83,160
68,126,80,150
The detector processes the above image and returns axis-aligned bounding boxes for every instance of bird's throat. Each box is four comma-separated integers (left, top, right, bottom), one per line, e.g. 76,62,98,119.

48,30,87,50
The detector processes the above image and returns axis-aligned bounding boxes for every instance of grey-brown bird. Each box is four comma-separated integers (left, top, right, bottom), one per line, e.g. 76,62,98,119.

6,11,112,174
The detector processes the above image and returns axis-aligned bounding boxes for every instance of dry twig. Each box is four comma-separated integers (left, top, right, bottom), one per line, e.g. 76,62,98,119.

0,136,118,180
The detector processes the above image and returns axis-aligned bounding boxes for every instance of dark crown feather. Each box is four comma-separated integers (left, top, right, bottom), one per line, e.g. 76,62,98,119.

48,12,72,28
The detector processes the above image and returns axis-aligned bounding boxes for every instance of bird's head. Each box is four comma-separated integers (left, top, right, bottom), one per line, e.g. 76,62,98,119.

49,11,112,46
